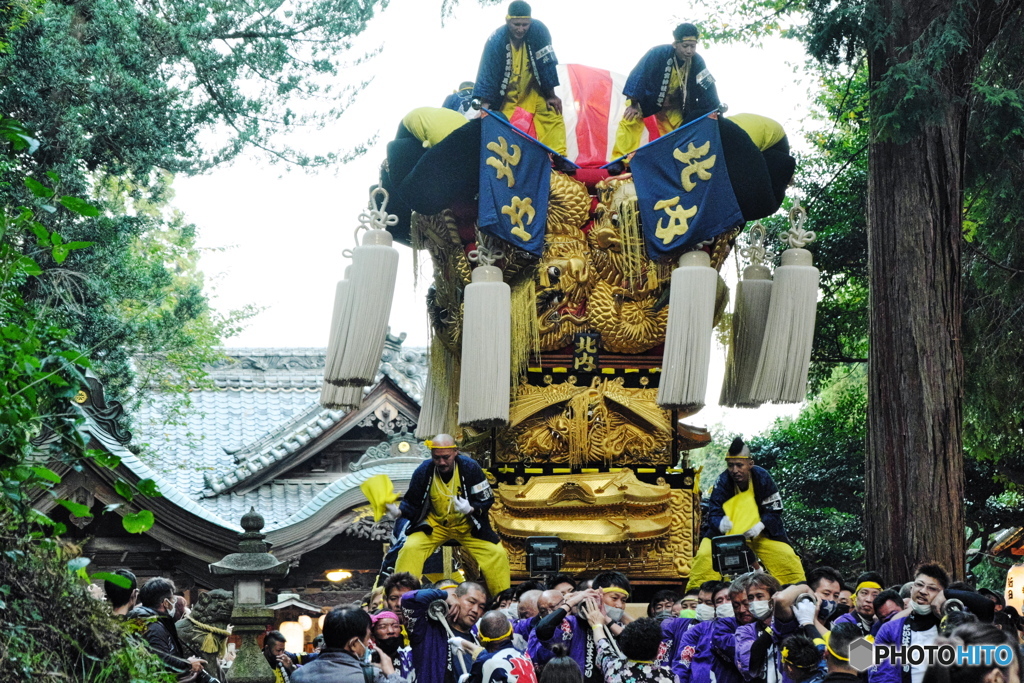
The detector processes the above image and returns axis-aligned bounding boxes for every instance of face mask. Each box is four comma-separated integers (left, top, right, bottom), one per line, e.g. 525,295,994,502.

501,604,519,622
911,601,933,616
655,609,676,622
750,600,772,620
716,603,735,619
605,607,624,622
834,603,851,617
695,604,716,621
678,609,697,619
818,600,837,619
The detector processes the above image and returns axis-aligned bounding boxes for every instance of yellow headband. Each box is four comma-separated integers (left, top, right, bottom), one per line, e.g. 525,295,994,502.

506,14,530,19
781,648,792,665
425,439,456,450
602,587,630,598
824,632,850,661
479,623,514,643
856,581,882,593
678,35,699,41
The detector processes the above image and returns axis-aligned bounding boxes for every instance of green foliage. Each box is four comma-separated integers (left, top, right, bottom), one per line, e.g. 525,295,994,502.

0,0,386,174
0,509,175,682
0,118,163,539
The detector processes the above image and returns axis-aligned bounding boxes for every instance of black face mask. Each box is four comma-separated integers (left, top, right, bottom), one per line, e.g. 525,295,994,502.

375,635,404,657
833,603,851,617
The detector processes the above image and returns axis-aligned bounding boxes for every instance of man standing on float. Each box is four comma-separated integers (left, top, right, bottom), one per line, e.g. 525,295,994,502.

687,437,805,590
389,433,511,595
612,22,722,158
472,1,566,154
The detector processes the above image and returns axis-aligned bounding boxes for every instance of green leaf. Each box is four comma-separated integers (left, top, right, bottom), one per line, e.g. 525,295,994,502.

67,557,91,572
46,171,60,183
30,466,61,484
58,196,100,217
55,499,93,518
31,223,49,242
52,244,69,264
24,176,54,198
15,255,42,276
50,231,63,246
92,572,131,589
93,451,121,468
122,510,155,534
137,478,162,497
113,480,134,501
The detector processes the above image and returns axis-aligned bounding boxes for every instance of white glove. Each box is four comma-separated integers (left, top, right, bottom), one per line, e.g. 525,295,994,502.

744,521,765,539
449,637,483,657
793,597,817,626
453,496,473,515
385,503,401,520
719,516,733,534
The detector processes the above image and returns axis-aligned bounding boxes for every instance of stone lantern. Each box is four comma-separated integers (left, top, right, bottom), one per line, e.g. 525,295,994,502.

210,507,289,683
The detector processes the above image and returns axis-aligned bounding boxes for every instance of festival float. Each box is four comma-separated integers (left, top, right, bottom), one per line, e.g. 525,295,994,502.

322,63,816,585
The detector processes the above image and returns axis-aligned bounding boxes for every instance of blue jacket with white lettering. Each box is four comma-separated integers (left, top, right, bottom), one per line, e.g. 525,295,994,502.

400,454,499,543
472,20,559,105
622,46,720,123
705,466,790,543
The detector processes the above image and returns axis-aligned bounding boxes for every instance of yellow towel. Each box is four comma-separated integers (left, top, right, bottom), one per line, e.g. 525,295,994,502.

360,474,400,522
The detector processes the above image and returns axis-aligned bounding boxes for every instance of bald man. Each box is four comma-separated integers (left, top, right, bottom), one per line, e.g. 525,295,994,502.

465,611,537,683
391,434,511,595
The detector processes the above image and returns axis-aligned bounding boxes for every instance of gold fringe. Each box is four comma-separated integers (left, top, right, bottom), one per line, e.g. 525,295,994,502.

410,211,423,291
567,390,590,468
618,195,645,290
510,276,540,392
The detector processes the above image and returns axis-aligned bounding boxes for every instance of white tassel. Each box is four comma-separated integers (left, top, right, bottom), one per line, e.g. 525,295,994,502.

334,189,400,387
321,268,362,409
750,203,819,403
458,264,511,428
415,341,459,438
720,224,774,408
658,250,718,410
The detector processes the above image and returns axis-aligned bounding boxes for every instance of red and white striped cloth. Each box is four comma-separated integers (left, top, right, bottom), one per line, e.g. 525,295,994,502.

508,63,660,167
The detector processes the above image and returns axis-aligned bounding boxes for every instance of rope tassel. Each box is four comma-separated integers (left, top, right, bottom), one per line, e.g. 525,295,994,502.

335,188,400,387
750,203,819,404
658,250,718,410
458,243,511,429
720,224,773,407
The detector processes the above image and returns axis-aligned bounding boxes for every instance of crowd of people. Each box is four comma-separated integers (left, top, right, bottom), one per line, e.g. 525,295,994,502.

91,437,1023,683
98,562,1024,683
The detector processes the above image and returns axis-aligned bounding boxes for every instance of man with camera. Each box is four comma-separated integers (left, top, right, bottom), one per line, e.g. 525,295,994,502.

687,438,806,591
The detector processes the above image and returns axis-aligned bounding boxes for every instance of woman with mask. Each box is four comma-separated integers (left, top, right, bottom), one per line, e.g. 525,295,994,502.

291,607,404,683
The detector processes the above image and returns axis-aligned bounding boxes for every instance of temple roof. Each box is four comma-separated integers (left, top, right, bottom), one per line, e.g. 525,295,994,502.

36,333,431,567
132,334,428,510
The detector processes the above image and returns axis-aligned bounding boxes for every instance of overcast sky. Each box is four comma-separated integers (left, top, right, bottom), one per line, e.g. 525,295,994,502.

172,0,816,436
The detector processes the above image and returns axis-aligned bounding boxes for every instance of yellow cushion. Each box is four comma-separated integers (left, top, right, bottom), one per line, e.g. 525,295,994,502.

728,113,787,151
402,107,470,148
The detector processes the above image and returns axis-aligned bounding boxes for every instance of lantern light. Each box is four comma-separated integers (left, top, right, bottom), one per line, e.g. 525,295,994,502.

298,614,313,631
326,570,352,583
279,621,304,654
1005,563,1024,613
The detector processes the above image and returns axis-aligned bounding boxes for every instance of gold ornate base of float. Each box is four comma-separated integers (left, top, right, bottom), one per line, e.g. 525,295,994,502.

491,470,700,579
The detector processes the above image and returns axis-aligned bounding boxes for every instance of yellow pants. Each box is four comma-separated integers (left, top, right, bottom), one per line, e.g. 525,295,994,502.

686,536,806,591
501,86,567,155
395,525,511,596
612,100,683,158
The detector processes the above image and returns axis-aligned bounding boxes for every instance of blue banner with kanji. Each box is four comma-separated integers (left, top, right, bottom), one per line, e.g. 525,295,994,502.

630,113,743,259
478,114,551,256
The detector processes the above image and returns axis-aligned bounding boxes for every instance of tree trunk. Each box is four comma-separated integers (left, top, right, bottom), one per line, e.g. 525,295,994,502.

863,1,971,582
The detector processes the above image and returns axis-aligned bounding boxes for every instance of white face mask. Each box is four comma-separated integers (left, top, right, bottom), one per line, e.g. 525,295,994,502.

695,604,716,621
750,600,772,620
911,600,933,615
605,606,624,622
716,603,735,619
